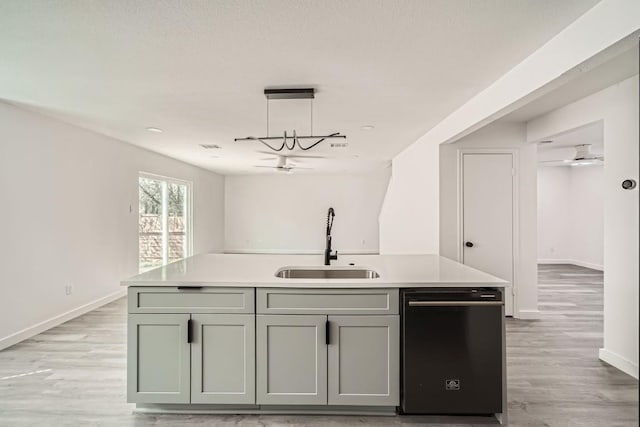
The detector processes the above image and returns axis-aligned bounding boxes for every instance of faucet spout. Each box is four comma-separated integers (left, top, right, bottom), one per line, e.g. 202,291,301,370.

324,208,338,265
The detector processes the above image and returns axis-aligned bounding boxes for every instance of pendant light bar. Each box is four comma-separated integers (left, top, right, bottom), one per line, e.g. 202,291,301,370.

234,88,346,152
264,88,315,99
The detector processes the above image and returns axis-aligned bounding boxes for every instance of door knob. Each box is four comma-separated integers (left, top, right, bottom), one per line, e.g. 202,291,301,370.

465,241,474,248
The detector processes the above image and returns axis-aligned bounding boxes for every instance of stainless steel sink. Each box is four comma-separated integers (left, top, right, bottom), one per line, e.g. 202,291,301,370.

275,267,380,279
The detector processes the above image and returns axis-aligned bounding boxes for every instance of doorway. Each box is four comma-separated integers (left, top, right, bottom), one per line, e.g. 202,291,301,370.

536,121,604,271
535,122,605,347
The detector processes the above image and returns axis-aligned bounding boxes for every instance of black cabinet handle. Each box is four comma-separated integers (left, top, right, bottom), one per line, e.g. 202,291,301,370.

325,320,330,346
187,319,193,343
465,241,474,248
178,286,203,290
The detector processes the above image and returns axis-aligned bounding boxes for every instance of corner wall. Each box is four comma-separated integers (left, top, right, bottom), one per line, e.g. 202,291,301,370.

0,102,225,350
379,136,439,254
527,75,639,378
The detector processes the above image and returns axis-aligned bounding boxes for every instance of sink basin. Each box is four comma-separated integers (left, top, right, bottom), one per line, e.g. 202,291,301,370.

275,267,380,279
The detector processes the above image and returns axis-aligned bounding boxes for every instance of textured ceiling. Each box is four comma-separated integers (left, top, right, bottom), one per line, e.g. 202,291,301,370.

0,0,600,174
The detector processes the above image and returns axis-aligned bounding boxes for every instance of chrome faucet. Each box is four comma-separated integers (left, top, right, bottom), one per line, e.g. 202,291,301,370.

324,207,338,266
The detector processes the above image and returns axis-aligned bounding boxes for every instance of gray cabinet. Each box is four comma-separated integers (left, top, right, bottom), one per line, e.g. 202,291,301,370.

127,287,256,405
127,287,400,409
191,314,255,404
328,315,399,406
256,312,400,407
256,315,327,405
127,313,191,404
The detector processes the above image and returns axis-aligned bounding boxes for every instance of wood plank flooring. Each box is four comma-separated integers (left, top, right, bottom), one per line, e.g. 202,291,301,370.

0,264,637,426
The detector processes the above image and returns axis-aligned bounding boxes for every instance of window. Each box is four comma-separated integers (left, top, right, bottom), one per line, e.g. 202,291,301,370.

138,173,192,272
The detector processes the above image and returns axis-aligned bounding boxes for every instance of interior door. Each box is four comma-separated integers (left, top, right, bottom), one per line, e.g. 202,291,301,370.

462,153,514,315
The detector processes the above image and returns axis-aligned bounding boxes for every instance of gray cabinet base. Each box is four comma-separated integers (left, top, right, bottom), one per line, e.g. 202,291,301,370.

134,404,397,416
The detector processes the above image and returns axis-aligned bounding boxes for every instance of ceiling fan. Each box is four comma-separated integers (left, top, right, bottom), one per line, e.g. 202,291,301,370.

253,154,315,173
539,144,604,166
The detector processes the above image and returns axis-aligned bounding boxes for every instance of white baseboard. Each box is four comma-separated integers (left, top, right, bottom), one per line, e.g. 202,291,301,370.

538,258,572,264
599,348,639,379
537,259,603,271
569,259,604,271
515,309,540,319
0,289,127,351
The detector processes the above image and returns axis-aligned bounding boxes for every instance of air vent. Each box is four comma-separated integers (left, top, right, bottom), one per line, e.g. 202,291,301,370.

200,144,221,149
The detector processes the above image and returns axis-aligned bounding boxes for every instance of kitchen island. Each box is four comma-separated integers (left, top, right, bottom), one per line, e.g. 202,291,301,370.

122,253,508,422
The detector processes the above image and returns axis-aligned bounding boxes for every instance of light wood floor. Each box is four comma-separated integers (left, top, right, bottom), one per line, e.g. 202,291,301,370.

0,265,637,426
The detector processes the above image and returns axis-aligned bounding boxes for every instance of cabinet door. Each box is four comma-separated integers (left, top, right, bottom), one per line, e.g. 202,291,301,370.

327,315,399,406
256,315,327,405
191,314,255,404
127,314,190,403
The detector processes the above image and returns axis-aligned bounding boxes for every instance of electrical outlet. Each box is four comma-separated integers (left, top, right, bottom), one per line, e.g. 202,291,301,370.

65,284,73,295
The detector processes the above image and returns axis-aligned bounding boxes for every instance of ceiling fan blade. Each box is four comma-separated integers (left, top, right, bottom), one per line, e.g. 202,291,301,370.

256,150,282,157
285,154,327,159
256,150,326,159
253,165,278,169
539,159,570,163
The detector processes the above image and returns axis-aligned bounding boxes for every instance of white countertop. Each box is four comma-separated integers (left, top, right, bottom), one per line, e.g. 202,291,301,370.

121,254,508,288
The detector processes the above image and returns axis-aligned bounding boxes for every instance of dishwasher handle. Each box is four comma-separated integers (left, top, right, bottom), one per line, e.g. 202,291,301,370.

408,300,503,307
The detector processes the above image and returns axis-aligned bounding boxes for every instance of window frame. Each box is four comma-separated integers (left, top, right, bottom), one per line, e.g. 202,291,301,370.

138,172,193,272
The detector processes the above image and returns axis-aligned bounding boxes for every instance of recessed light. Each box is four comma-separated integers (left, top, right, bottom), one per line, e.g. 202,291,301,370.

146,127,163,133
361,125,375,131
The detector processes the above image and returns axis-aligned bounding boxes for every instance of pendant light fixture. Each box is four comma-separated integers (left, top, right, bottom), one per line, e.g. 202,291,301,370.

234,88,346,152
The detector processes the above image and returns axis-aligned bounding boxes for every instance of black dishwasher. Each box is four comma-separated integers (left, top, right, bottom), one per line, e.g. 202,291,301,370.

401,288,503,415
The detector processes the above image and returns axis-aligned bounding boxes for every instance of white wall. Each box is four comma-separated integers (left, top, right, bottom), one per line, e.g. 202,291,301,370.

527,75,639,378
537,166,572,262
439,122,539,318
379,137,439,254
0,101,225,349
538,165,604,270
224,169,390,254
